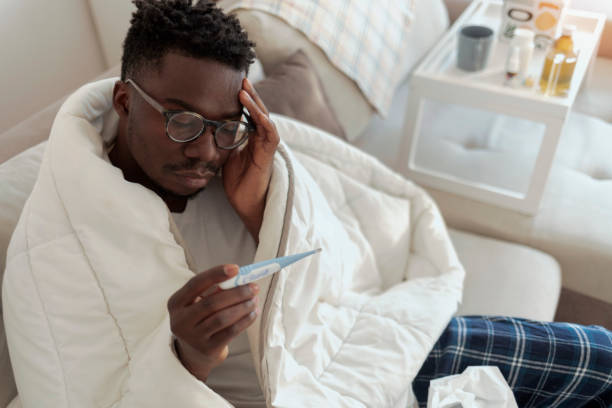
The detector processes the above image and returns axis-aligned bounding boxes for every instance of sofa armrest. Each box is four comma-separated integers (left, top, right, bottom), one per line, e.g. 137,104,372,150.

0,65,121,165
0,100,64,165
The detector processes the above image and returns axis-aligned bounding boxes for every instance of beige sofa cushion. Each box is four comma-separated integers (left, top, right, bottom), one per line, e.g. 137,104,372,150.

450,229,561,321
86,0,135,66
0,100,64,166
0,0,107,134
0,65,121,165
254,50,345,138
422,112,612,304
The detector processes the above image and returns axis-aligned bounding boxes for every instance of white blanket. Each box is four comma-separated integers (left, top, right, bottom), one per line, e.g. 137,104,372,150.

3,78,464,407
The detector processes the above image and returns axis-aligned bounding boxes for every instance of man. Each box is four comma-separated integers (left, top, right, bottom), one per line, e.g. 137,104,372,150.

110,1,277,391
112,0,289,401
3,1,611,407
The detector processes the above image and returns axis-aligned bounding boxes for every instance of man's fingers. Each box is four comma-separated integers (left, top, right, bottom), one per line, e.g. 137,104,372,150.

168,264,238,309
238,81,280,152
186,283,259,326
243,78,268,116
196,298,258,338
205,309,259,350
240,90,276,137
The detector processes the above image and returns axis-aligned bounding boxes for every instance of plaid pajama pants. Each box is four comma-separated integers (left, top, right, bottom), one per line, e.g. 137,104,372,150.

413,316,612,407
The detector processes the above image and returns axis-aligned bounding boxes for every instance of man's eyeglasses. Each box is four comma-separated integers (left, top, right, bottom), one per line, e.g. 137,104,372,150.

126,79,255,149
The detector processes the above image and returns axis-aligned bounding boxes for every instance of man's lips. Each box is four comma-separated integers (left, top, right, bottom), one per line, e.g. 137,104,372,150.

174,170,215,189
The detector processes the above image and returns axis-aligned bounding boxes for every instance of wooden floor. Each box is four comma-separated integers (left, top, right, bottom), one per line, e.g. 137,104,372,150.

554,288,612,330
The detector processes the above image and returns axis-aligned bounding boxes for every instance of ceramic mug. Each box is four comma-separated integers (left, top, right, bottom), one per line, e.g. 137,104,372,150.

457,25,495,72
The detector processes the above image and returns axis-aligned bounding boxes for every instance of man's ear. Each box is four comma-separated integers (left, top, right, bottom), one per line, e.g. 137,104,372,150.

113,80,130,118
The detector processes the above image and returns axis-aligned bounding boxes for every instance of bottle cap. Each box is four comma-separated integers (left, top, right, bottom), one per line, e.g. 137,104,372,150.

512,28,535,46
562,25,577,37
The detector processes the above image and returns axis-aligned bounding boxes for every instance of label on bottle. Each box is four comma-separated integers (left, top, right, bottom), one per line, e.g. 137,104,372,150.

500,0,565,46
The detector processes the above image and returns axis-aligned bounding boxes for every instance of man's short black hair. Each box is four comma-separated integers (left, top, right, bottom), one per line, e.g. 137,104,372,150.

121,0,256,81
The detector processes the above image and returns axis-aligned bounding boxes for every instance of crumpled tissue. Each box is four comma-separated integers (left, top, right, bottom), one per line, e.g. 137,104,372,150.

427,366,518,408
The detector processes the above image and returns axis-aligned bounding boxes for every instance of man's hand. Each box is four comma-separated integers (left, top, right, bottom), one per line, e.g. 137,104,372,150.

168,264,259,382
223,78,280,242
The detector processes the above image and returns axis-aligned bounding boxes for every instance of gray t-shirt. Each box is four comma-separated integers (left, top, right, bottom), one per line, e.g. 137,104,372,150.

171,176,264,407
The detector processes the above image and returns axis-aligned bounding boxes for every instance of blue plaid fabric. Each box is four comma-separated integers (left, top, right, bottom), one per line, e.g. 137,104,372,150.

413,316,612,407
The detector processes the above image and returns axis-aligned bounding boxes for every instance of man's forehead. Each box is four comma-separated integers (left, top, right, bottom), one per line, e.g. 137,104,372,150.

148,53,245,118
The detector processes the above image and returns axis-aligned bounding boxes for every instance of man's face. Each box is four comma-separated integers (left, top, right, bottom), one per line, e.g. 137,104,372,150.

121,53,245,197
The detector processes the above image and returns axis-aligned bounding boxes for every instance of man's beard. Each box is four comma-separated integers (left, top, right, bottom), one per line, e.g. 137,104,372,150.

155,181,205,201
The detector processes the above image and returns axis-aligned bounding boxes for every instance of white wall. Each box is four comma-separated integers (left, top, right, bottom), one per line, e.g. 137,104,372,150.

87,0,135,67
0,0,108,133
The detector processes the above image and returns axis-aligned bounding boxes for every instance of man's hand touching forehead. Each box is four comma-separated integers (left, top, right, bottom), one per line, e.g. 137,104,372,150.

222,77,280,242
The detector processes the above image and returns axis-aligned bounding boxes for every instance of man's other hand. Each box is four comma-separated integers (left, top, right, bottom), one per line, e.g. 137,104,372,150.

222,77,279,242
167,264,259,382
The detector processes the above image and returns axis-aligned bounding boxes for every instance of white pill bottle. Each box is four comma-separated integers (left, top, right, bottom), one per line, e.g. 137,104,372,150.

512,28,535,82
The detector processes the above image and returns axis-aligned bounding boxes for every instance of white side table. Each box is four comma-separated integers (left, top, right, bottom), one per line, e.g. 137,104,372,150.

395,0,605,215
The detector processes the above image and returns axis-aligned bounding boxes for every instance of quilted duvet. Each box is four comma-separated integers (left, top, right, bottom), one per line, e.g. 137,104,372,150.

3,78,464,407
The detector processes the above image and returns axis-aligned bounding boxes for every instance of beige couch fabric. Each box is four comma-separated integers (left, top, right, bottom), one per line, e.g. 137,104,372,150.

424,112,612,304
254,50,345,138
0,0,107,134
451,229,561,321
0,66,121,165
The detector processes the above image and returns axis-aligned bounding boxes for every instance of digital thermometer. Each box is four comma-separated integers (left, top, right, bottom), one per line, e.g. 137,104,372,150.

218,248,322,290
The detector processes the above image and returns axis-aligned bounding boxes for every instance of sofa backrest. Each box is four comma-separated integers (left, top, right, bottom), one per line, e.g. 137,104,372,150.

87,0,135,67
0,1,108,134
0,0,136,135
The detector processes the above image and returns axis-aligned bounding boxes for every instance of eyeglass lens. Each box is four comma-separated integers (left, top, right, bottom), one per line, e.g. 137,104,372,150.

167,112,250,147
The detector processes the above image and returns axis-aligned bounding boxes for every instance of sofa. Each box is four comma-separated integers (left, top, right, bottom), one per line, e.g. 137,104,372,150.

1,0,610,406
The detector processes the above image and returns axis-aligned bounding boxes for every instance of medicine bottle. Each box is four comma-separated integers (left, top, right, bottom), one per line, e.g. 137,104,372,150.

505,46,521,88
512,29,535,82
539,25,578,96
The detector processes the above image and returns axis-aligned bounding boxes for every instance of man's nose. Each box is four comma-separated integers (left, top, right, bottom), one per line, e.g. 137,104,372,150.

182,126,219,162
